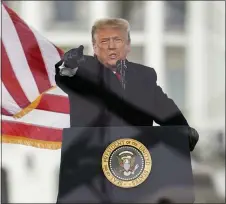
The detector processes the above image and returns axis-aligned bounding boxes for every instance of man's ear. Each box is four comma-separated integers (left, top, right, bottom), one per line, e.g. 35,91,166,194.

92,42,98,55
126,42,131,53
93,47,98,56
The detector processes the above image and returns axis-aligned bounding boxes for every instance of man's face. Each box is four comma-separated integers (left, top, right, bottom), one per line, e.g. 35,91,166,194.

93,27,131,69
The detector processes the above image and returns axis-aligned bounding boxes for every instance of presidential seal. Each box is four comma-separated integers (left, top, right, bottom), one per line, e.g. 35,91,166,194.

102,138,152,188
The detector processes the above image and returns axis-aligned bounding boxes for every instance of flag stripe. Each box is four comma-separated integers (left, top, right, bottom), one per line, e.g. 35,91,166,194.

2,82,22,114
2,120,62,142
8,6,52,94
36,94,69,114
1,107,12,116
2,5,40,102
55,46,64,58
31,27,61,86
2,109,70,129
47,86,68,96
1,41,31,108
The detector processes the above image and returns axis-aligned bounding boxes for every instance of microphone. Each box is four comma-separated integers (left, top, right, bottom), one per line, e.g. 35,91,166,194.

116,59,127,89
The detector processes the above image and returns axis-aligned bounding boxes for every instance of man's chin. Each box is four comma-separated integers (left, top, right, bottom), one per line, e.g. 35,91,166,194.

107,59,118,66
105,60,117,69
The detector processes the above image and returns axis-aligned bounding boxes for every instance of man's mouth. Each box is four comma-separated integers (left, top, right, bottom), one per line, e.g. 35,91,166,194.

109,54,117,59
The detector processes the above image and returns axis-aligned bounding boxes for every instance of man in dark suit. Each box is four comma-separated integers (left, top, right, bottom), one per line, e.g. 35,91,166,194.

55,18,198,203
55,17,189,129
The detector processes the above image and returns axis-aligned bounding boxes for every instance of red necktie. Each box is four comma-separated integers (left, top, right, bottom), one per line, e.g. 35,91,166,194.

115,72,121,81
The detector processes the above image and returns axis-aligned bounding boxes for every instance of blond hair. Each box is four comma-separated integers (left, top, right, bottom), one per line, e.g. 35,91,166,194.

91,18,131,43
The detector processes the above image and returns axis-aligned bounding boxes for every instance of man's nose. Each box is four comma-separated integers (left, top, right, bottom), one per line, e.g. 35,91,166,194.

108,39,116,49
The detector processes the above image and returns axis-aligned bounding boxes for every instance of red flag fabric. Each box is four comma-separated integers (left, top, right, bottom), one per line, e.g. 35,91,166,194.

1,3,70,149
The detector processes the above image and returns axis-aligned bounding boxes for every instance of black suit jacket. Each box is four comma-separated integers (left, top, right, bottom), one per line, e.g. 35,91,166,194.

55,56,188,128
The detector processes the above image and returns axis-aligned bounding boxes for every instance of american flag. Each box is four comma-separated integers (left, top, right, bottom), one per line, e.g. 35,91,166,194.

1,3,70,149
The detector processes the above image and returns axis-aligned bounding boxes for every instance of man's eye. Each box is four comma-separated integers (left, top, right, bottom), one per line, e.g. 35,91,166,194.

115,39,123,42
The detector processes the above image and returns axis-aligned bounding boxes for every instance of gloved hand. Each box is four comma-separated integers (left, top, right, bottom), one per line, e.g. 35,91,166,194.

63,45,85,68
188,127,199,151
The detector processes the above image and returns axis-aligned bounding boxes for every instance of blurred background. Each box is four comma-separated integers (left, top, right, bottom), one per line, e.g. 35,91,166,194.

1,1,225,203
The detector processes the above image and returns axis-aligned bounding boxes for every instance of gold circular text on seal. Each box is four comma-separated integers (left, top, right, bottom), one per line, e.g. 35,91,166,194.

102,138,152,188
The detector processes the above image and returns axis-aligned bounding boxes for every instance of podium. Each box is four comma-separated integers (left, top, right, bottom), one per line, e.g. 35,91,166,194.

56,126,196,203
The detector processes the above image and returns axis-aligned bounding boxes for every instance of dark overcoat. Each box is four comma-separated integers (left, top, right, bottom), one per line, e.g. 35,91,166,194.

55,56,188,128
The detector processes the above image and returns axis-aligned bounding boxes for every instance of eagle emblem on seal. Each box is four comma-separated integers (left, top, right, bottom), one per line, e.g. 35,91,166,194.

117,151,139,176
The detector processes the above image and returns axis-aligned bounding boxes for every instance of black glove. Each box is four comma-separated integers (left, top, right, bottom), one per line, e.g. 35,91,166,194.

175,126,199,152
63,45,85,68
188,127,199,151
